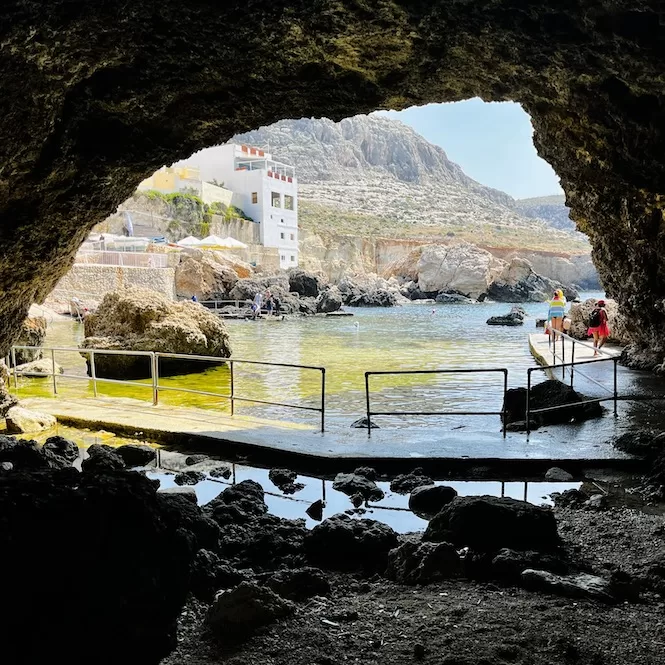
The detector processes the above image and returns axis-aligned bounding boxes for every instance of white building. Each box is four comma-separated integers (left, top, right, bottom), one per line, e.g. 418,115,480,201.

203,144,299,269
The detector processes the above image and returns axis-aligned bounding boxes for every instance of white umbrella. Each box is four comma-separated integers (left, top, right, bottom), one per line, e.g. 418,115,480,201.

177,235,201,246
221,236,248,249
198,234,229,247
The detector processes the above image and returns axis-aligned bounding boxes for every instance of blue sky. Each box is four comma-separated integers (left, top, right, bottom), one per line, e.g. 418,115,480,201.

376,99,563,200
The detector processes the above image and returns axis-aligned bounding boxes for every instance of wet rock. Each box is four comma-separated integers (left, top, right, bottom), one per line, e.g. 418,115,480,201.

504,419,540,432
409,484,458,519
0,437,51,470
386,540,461,585
333,472,384,502
551,488,588,508
289,269,321,297
487,306,526,326
305,514,399,572
206,581,295,639
424,495,560,552
80,286,232,379
316,286,343,313
350,493,364,508
520,569,630,604
266,566,331,601
191,549,247,601
354,466,377,481
42,436,79,464
185,454,209,466
611,431,660,459
5,406,56,434
350,416,379,429
269,468,302,494
490,548,569,580
436,292,475,304
174,470,206,486
115,444,156,467
82,444,126,473
158,486,197,501
204,479,268,526
0,469,196,664
156,492,220,551
390,468,434,495
209,465,232,479
306,499,324,521
544,467,574,482
503,379,603,427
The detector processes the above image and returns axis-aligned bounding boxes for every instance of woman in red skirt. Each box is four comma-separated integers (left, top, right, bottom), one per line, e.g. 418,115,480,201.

588,300,610,356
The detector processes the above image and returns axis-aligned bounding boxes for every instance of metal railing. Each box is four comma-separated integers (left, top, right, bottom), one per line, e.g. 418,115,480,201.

75,251,170,268
8,345,326,432
364,368,509,436
200,299,251,310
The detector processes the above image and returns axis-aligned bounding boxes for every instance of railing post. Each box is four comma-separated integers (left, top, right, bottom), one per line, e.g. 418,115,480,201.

526,368,532,435
90,350,98,397
320,368,326,432
11,347,18,389
570,341,575,388
502,369,508,437
561,335,565,380
613,357,618,417
365,372,371,437
151,353,159,405
51,348,58,395
230,361,235,416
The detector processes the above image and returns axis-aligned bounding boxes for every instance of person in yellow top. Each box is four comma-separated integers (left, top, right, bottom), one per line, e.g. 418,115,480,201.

547,289,567,335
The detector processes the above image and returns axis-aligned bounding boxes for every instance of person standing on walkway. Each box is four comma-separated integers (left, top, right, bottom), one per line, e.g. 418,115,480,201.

264,289,273,317
547,289,567,336
251,291,263,319
588,299,610,356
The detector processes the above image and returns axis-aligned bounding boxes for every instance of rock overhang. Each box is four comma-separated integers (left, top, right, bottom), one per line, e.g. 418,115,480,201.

1,1,665,366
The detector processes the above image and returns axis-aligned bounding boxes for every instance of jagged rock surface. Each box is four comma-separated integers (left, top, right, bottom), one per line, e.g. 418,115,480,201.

14,316,47,365
568,298,629,345
80,286,231,378
174,252,242,301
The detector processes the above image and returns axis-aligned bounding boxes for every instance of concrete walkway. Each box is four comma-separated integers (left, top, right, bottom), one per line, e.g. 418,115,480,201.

529,332,621,369
21,394,636,476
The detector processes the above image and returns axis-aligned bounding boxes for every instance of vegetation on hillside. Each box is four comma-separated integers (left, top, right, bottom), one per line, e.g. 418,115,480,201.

298,200,590,252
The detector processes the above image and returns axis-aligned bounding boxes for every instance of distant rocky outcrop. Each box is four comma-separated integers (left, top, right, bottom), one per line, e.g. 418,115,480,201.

488,257,578,302
175,251,250,301
337,273,407,307
568,298,629,345
80,286,231,378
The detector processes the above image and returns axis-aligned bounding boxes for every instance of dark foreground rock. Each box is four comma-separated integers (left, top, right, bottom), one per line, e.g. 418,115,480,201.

333,472,384,502
306,499,324,521
503,379,603,428
81,443,126,473
408,484,458,519
265,566,331,601
305,514,399,573
115,443,156,467
424,496,560,552
190,549,248,602
0,470,196,664
269,468,304,494
206,582,295,639
386,540,462,585
487,306,526,326
42,435,80,464
390,468,434,494
175,470,206,486
521,569,636,604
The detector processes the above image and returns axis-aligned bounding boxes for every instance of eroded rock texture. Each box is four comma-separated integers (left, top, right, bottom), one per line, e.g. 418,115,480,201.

1,2,665,366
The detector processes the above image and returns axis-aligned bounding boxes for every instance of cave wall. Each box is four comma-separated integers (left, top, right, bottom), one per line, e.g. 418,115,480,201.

1,1,664,366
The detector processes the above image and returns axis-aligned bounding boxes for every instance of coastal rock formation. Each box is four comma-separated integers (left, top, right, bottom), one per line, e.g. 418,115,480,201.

174,252,242,301
5,406,56,434
568,298,630,345
80,287,231,378
337,273,405,307
316,286,343,313
417,243,504,299
488,258,577,303
487,306,526,326
288,268,321,297
14,316,47,365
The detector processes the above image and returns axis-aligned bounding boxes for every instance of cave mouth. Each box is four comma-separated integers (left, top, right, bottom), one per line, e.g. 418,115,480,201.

1,0,665,371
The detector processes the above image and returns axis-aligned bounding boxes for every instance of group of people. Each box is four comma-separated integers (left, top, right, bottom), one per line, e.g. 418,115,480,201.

547,290,610,356
251,289,279,319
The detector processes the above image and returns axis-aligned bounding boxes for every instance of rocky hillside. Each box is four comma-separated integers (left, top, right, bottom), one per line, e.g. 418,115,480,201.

513,195,577,233
219,115,589,252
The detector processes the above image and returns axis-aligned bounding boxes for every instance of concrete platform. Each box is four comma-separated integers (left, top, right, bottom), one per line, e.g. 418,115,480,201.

21,394,638,477
529,333,621,369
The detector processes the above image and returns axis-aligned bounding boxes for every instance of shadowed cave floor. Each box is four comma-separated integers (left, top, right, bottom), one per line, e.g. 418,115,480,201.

163,507,665,665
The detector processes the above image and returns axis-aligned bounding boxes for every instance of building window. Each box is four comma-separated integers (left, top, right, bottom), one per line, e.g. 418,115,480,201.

281,254,286,261
284,195,294,210
290,255,295,262
290,233,295,241
271,191,281,207
280,218,284,224
280,232,285,240
251,192,258,204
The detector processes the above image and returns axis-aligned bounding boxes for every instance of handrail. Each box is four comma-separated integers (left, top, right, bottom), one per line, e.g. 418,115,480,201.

364,368,509,437
8,345,326,432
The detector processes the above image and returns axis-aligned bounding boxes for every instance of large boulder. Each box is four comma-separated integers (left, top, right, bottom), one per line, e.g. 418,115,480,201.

289,268,321,297
304,513,398,572
14,315,47,364
487,258,576,303
204,479,268,526
503,379,603,428
568,298,630,344
14,357,64,377
114,443,157,467
5,406,56,434
423,495,560,552
0,469,197,664
174,253,240,300
416,243,504,299
386,540,462,585
332,472,384,502
408,484,458,519
316,286,343,313
80,286,231,379
486,306,526,326
337,273,405,307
